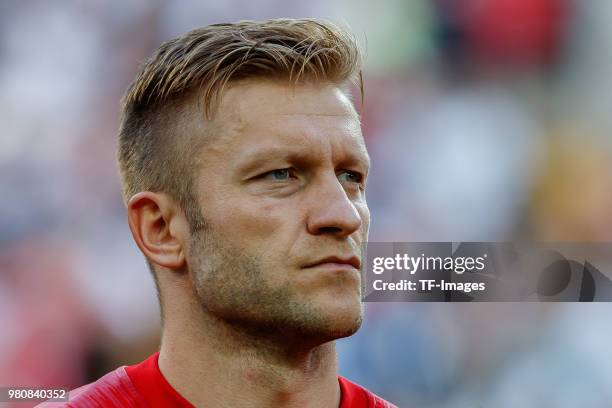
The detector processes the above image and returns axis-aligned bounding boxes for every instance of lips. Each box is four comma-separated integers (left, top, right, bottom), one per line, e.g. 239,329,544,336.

303,255,361,270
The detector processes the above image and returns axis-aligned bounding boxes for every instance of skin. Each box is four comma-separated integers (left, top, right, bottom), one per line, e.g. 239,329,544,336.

127,80,370,408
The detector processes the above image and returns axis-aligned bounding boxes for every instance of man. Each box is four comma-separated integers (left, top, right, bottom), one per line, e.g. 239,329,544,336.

40,18,396,408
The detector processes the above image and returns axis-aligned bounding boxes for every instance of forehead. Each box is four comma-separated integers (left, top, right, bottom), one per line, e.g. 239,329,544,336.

204,81,368,165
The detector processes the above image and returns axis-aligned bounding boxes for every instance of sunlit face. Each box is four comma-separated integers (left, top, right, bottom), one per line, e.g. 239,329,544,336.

186,80,370,343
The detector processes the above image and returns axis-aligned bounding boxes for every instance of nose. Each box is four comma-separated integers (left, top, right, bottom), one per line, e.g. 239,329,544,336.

306,174,363,237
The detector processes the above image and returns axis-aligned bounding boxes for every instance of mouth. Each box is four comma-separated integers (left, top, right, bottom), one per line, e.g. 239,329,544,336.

303,255,361,271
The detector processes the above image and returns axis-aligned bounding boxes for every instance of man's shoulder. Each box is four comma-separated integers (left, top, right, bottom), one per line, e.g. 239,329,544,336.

35,367,146,408
35,365,397,408
339,376,398,408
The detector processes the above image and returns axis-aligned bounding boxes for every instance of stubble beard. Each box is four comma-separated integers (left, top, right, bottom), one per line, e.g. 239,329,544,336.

186,214,363,348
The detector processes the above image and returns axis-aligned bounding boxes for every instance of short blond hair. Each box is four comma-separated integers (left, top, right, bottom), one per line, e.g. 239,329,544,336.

117,18,363,220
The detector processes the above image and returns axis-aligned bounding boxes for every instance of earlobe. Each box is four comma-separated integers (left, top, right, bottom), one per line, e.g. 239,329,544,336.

127,192,187,270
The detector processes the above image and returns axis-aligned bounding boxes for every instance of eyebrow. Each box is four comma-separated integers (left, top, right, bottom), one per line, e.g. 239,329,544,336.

235,147,298,177
235,145,370,179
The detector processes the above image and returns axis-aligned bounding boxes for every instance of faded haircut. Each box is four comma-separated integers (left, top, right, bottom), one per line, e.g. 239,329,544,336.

117,18,363,226
116,19,363,312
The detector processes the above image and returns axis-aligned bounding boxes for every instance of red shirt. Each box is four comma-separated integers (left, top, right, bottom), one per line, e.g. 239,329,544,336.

37,352,397,407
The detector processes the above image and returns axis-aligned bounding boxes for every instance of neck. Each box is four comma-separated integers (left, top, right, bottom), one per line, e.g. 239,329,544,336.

158,292,341,408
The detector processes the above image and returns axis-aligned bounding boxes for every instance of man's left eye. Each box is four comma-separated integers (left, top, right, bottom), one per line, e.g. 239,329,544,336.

337,170,363,184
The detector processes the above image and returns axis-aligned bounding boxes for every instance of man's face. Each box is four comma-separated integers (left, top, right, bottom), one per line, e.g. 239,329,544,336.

186,81,370,343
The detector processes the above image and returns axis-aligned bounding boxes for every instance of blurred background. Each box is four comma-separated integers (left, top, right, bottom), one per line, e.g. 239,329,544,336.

1,0,612,407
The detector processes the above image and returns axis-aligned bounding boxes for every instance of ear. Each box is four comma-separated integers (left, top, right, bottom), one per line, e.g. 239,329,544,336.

127,192,189,270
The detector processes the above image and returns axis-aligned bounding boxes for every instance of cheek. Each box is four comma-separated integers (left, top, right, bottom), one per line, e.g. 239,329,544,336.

207,196,294,241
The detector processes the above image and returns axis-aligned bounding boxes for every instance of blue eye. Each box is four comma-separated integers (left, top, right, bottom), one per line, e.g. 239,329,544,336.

338,170,363,184
264,168,293,181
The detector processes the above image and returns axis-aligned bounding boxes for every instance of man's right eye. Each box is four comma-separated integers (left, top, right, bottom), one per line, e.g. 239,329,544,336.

261,168,295,181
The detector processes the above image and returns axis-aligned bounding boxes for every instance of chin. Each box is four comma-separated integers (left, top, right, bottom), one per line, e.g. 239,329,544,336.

335,303,363,335
327,312,363,340
306,298,364,341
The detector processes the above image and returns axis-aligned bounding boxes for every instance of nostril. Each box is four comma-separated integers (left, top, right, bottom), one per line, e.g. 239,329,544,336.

318,226,343,234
